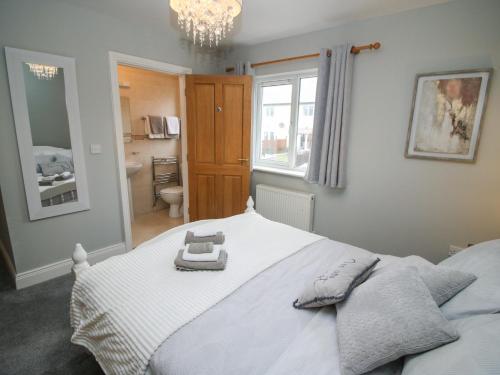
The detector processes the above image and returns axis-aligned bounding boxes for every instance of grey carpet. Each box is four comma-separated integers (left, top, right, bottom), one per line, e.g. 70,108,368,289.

0,258,104,375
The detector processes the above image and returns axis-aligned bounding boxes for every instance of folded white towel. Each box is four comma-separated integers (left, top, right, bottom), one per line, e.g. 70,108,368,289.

165,116,180,135
182,245,222,262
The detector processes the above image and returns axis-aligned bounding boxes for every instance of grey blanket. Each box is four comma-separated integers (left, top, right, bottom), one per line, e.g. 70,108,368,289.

149,239,401,375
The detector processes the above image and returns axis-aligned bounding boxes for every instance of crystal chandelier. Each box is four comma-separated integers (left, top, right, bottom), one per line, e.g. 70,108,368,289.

170,0,242,47
26,63,59,80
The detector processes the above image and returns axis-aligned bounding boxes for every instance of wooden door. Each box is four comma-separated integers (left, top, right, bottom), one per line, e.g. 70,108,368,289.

186,75,252,221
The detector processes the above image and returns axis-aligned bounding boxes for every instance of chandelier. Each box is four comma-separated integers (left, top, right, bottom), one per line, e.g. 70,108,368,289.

26,63,59,80
170,0,242,47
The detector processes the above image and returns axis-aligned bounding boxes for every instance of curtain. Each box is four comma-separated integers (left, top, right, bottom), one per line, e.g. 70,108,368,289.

233,61,254,75
304,44,354,188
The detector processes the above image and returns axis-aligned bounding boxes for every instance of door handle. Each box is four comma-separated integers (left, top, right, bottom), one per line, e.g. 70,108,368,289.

238,158,249,162
216,106,222,112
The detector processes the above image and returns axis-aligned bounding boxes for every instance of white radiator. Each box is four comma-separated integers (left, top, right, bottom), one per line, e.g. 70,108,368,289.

256,184,315,232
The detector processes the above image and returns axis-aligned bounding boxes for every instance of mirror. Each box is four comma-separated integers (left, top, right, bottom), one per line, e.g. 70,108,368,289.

6,47,90,220
120,96,132,143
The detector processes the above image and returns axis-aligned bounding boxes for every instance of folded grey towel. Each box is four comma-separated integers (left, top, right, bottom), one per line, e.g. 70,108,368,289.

187,242,213,254
148,115,164,134
175,249,227,271
185,231,225,245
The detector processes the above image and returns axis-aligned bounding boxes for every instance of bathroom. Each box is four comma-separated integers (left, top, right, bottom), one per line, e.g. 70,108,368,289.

118,65,184,248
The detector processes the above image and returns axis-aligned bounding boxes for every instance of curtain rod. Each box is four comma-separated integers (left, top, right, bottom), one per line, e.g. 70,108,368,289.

225,42,381,73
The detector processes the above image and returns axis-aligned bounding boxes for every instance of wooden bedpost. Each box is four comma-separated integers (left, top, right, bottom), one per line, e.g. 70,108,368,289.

245,196,256,213
72,243,90,278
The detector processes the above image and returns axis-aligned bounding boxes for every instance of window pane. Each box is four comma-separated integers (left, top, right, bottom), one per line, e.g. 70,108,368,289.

295,77,317,169
299,77,317,102
259,84,292,164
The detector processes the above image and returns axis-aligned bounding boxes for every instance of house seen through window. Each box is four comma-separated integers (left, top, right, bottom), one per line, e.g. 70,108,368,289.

254,70,317,174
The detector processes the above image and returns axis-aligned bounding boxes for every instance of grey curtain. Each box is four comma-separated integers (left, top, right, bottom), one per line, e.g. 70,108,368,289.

304,44,354,188
233,61,254,75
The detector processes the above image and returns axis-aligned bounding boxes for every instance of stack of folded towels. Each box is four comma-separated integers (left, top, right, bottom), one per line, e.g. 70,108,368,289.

174,230,227,271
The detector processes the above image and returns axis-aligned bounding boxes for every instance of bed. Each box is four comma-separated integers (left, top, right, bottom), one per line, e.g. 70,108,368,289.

70,199,500,375
34,146,77,206
39,176,77,206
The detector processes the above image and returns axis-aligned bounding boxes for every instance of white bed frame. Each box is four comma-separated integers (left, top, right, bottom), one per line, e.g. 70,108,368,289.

71,196,256,278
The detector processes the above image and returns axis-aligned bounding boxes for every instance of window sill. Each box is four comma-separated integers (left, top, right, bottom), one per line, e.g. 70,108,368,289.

252,165,305,178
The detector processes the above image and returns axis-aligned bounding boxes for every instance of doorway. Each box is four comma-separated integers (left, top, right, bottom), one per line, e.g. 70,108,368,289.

108,52,191,251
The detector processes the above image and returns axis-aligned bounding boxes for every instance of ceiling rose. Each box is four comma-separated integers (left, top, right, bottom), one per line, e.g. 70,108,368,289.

170,0,242,47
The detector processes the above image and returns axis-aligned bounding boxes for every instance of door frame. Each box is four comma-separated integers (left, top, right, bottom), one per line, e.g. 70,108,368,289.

108,51,192,251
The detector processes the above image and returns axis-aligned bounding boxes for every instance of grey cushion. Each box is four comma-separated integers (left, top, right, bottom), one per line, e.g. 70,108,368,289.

402,314,500,375
35,154,56,173
439,239,500,319
375,255,476,306
336,266,459,375
39,160,74,176
293,254,379,308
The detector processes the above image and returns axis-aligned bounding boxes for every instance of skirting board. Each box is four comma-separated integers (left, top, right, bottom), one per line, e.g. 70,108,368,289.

0,238,16,283
15,242,126,289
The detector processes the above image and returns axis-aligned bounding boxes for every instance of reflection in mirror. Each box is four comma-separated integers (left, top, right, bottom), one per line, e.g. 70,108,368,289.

22,62,78,207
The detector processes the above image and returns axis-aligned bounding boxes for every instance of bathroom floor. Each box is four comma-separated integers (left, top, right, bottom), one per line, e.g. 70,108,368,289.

132,209,184,248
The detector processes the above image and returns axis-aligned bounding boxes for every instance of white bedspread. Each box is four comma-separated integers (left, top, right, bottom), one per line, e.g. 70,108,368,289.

70,212,323,375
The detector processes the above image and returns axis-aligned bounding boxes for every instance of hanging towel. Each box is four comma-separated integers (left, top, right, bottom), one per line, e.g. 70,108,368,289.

148,115,165,134
144,116,165,139
182,245,222,262
165,116,180,136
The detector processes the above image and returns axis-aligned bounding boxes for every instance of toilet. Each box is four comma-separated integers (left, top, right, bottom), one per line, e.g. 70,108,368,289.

160,186,183,218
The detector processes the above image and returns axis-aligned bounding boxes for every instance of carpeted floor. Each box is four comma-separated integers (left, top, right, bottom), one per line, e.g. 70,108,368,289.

0,257,103,375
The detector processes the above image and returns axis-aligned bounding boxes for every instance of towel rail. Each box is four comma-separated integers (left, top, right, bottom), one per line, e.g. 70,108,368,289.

152,156,180,206
153,157,178,165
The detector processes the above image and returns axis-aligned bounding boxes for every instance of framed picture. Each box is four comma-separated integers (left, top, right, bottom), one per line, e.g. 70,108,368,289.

405,69,492,162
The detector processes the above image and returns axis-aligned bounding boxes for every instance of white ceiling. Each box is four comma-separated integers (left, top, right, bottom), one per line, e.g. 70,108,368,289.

60,0,451,46
231,0,451,45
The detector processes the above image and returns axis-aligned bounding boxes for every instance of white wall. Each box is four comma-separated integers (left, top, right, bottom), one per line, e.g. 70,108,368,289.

0,0,221,274
226,0,500,263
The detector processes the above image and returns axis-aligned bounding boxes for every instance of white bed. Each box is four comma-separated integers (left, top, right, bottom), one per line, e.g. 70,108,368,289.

69,200,500,375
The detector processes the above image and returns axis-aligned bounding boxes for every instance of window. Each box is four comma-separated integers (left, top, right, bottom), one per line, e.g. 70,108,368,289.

253,71,317,175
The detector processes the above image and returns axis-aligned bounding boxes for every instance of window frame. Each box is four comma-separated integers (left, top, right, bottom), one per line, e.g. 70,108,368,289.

252,69,318,175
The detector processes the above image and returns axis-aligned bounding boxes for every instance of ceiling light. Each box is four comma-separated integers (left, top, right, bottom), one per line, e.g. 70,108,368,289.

170,0,242,47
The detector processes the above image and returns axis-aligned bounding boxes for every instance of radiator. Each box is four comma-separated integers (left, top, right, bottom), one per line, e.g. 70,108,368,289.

256,184,315,232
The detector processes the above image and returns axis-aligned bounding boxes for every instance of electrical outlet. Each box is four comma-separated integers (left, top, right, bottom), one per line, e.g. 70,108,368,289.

448,245,464,257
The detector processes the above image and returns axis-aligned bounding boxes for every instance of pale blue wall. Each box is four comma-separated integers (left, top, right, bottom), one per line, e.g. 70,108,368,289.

225,0,500,263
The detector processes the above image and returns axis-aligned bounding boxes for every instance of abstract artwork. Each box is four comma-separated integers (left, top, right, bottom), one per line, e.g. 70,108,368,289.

406,69,491,162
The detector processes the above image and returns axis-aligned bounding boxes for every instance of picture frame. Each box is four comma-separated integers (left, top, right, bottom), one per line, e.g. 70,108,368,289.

405,69,492,162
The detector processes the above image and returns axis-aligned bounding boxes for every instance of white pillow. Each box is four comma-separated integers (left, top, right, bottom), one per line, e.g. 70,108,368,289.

439,239,500,319
402,314,500,375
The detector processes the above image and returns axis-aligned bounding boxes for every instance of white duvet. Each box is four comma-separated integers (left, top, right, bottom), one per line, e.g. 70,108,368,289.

70,212,323,375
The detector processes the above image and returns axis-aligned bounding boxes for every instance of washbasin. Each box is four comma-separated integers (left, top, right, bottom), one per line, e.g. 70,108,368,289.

125,160,143,177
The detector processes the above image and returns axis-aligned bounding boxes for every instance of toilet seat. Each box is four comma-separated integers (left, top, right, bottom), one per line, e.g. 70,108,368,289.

160,186,183,195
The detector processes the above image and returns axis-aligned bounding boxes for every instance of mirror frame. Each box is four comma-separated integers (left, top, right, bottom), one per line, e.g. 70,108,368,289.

5,47,90,220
